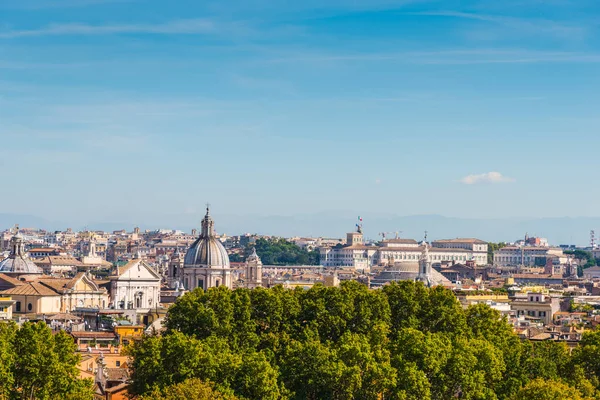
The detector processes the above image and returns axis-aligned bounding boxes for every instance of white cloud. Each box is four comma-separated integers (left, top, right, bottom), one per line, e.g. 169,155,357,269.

460,171,515,185
264,49,600,66
0,19,218,38
408,11,586,40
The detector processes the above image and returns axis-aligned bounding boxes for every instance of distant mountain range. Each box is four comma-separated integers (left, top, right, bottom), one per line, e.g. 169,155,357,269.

0,212,597,247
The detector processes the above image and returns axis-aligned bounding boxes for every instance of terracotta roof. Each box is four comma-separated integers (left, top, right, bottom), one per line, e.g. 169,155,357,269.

47,313,82,321
105,368,129,382
377,246,483,253
340,245,375,250
70,331,116,339
37,279,73,292
38,273,96,293
381,239,419,244
0,282,60,296
0,273,24,286
434,238,487,244
29,248,59,253
34,256,83,266
104,382,129,393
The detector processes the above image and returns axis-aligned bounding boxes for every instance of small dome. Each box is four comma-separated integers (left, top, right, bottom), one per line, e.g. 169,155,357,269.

0,230,42,275
184,207,230,269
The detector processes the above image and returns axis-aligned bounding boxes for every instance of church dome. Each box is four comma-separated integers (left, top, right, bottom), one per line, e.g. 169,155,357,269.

0,230,42,275
184,207,230,269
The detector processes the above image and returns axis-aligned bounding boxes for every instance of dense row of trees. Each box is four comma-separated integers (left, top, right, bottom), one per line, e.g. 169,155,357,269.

249,238,319,265
0,322,94,400
128,281,600,399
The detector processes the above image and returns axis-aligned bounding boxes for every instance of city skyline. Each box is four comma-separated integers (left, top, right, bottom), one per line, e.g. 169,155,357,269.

2,0,600,222
1,210,599,247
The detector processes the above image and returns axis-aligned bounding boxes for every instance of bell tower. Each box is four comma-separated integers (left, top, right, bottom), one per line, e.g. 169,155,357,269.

245,247,263,289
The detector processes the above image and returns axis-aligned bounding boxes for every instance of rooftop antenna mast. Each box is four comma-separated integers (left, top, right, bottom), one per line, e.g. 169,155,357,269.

591,230,597,249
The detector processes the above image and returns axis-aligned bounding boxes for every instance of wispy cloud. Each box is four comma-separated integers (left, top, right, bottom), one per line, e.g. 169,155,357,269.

0,19,219,38
410,10,586,40
264,48,600,65
0,0,133,10
460,172,515,185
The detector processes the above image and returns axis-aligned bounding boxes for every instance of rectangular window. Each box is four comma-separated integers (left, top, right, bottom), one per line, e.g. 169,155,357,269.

198,279,204,289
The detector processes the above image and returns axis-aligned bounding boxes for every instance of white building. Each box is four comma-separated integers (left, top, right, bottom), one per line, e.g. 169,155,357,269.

431,238,488,265
319,230,378,272
493,246,566,267
109,256,161,310
320,231,489,271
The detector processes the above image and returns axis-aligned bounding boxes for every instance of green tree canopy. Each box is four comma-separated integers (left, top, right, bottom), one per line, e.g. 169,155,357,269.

130,281,600,400
140,378,237,400
251,238,320,265
0,321,94,400
509,379,585,400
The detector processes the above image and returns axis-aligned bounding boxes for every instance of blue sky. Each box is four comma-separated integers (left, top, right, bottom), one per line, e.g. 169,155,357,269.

1,0,600,229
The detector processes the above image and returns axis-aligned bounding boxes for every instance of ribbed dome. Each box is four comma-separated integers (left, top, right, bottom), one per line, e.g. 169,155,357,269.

184,207,230,269
0,231,42,275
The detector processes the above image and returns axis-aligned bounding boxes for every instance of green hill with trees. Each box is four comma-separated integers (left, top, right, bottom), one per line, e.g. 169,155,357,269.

128,281,600,400
241,238,320,265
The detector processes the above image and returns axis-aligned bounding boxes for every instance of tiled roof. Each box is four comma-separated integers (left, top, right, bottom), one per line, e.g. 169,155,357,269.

378,246,482,253
105,368,129,382
434,238,487,244
70,331,116,339
0,282,60,296
38,272,93,293
382,239,418,244
0,273,24,286
34,256,83,266
104,382,128,393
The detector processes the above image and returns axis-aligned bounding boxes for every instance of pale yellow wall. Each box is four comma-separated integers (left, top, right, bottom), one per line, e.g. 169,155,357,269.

12,295,61,314
102,354,128,368
38,296,61,314
62,293,109,312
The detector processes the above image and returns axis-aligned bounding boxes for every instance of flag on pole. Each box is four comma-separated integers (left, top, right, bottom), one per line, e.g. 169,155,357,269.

358,216,363,222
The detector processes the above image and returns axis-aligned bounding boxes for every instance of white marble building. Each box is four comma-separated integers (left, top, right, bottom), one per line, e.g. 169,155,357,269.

109,256,161,310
